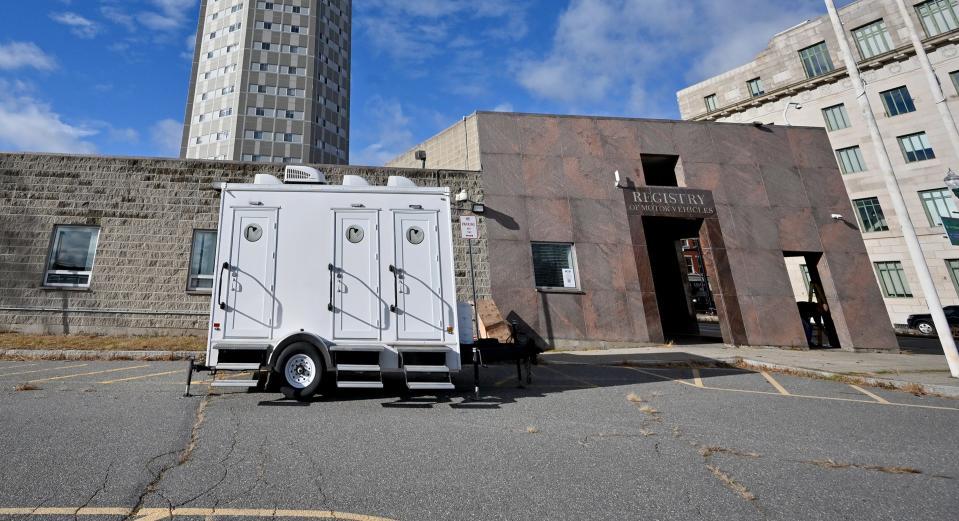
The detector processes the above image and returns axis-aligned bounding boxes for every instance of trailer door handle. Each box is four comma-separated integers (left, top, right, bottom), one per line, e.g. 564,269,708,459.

328,263,335,312
217,262,230,310
389,264,399,313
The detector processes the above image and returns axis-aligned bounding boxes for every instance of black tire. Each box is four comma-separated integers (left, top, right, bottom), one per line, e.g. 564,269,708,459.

915,320,936,336
274,342,324,401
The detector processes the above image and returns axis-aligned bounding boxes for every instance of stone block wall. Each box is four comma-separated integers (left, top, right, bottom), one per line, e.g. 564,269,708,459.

0,153,486,336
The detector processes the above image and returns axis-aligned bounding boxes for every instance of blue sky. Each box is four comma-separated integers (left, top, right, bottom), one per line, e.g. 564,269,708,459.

0,0,854,165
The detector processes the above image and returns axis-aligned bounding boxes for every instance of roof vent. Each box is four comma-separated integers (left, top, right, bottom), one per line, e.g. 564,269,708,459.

387,176,417,188
253,173,282,185
342,175,370,187
284,165,327,184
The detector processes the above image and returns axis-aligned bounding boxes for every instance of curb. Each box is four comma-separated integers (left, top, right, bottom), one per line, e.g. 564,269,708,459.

735,358,959,399
0,349,205,362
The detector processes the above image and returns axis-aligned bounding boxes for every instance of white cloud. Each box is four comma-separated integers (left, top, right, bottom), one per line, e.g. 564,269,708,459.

149,118,183,157
0,42,57,71
50,12,99,39
515,0,828,114
100,5,136,31
0,83,97,154
140,0,198,31
351,98,415,167
492,103,514,112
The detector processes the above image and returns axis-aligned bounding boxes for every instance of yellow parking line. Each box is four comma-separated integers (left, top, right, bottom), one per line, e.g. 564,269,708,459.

0,364,89,378
100,370,182,384
690,366,705,388
538,365,599,388
0,507,398,520
0,363,39,371
849,384,890,404
621,365,959,411
28,364,151,383
761,371,791,395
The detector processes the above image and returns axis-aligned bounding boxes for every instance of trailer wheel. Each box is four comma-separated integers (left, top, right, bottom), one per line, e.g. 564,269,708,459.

276,342,323,400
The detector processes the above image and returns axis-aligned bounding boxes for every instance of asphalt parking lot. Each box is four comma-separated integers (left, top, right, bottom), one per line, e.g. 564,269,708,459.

1,357,957,520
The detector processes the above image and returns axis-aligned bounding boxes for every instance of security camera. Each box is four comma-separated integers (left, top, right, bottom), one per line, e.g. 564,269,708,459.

455,189,470,203
831,213,843,221
614,170,622,188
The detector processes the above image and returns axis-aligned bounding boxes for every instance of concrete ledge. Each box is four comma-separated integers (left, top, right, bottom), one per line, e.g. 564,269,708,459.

0,349,205,361
735,358,959,399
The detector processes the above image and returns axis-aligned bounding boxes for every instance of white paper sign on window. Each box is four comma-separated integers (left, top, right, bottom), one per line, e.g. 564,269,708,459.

562,268,576,288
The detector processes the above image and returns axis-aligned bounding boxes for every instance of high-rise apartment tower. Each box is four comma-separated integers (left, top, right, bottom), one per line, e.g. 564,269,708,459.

181,0,351,164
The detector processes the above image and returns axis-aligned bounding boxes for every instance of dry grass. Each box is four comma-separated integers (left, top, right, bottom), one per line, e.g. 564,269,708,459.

733,360,939,397
14,383,40,391
639,429,655,437
638,405,659,415
0,333,205,352
806,458,921,475
706,464,756,501
626,392,644,403
698,446,761,459
526,426,539,434
901,383,927,396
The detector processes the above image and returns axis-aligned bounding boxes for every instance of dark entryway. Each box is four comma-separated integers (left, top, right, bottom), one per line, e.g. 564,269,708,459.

642,216,720,342
785,252,842,349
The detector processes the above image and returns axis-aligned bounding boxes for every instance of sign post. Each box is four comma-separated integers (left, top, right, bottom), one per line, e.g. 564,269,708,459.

460,216,480,338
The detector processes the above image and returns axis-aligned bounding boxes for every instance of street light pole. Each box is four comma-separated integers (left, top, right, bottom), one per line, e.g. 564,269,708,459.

825,0,959,377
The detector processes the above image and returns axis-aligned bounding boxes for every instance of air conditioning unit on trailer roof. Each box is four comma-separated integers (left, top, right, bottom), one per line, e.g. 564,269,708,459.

284,165,327,184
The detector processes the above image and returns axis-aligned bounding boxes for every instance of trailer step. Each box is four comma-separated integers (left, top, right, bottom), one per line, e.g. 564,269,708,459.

337,381,385,389
336,364,381,372
216,363,262,370
407,382,456,390
211,379,259,388
404,365,450,373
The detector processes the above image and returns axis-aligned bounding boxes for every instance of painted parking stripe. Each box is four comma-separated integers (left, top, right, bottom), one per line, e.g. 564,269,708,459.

0,364,89,378
100,369,183,384
849,384,891,404
538,365,599,388
0,507,398,520
28,364,151,383
620,365,959,411
761,371,791,395
0,362,39,371
690,366,705,388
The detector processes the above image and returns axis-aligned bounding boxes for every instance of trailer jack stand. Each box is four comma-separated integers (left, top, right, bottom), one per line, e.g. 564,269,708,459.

184,357,195,397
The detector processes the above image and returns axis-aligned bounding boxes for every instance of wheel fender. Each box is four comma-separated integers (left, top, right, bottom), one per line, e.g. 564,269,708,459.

269,333,332,371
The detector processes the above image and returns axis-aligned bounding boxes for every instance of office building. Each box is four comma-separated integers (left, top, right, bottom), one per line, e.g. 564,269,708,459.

181,0,351,164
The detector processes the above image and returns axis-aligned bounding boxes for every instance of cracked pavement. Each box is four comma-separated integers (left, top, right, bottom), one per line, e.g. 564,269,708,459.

0,360,957,520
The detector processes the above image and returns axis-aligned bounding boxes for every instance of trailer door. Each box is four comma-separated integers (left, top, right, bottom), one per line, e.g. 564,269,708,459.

223,208,278,339
393,211,444,341
332,210,381,340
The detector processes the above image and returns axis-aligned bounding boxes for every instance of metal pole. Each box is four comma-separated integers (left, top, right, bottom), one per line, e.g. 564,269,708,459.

467,237,480,339
825,0,959,377
893,0,959,160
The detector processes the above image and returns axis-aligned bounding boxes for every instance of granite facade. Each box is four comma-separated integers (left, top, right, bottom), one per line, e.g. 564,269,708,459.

393,112,899,352
0,154,485,336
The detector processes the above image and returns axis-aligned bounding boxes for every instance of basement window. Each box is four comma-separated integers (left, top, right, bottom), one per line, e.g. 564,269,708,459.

43,225,101,289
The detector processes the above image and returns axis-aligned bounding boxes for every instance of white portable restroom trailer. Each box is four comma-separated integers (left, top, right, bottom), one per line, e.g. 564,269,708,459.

203,167,461,399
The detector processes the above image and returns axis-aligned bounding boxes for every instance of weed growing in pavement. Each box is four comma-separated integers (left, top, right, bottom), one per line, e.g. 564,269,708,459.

626,392,644,403
806,458,921,475
14,383,40,391
526,426,539,434
706,464,756,501
698,445,761,459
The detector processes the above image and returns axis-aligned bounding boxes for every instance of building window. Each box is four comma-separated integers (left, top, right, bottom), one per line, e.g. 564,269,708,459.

187,230,217,292
43,225,100,288
704,94,718,112
898,132,936,162
874,261,913,298
919,188,959,226
747,78,764,97
799,264,812,295
531,242,579,290
916,0,959,37
947,259,959,295
853,197,890,232
951,70,959,94
836,145,866,173
853,20,894,59
822,104,851,131
879,86,916,117
799,41,834,78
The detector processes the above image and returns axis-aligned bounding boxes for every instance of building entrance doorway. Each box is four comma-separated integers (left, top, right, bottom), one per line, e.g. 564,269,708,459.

784,252,842,349
643,216,720,342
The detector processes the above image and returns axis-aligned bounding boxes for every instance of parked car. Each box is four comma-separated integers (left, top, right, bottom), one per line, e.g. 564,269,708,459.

906,306,959,335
